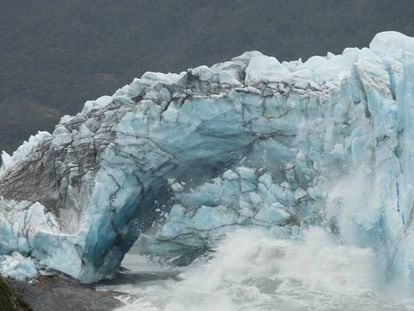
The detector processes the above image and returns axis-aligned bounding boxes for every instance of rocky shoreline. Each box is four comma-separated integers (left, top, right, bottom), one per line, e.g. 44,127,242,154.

1,276,124,311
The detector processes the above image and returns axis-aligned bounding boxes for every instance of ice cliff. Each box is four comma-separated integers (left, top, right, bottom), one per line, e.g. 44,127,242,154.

1,31,414,285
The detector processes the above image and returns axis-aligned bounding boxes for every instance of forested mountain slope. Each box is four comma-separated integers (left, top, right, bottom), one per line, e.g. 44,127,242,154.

1,0,413,153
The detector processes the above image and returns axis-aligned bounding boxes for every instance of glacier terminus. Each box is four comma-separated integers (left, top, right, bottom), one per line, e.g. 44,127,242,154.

1,31,414,291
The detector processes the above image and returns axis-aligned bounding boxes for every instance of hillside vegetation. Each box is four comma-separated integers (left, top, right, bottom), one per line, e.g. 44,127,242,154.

0,278,31,311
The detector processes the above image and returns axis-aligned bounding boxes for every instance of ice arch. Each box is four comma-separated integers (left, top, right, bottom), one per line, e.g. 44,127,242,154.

1,32,414,285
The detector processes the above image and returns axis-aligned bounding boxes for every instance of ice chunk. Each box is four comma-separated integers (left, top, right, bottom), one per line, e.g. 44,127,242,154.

0,131,51,175
82,95,113,113
370,31,414,60
245,55,292,84
0,252,37,281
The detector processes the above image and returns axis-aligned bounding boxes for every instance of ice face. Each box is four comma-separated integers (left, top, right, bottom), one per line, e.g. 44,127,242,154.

0,131,51,176
1,31,414,285
137,167,298,265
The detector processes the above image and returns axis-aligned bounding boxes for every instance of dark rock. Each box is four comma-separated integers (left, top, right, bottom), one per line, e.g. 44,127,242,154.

9,276,123,311
0,277,31,311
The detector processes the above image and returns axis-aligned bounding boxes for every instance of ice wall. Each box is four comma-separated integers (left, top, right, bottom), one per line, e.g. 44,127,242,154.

0,32,414,285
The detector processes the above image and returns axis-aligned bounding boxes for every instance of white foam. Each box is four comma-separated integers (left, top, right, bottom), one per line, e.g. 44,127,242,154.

114,227,414,311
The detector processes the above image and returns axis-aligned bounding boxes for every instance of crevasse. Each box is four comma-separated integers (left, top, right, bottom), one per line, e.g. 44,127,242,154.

1,31,414,285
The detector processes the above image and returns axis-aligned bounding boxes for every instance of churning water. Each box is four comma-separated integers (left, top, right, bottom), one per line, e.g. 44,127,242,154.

101,228,414,311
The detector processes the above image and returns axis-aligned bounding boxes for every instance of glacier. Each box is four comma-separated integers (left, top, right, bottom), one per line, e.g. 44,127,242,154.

1,31,414,286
